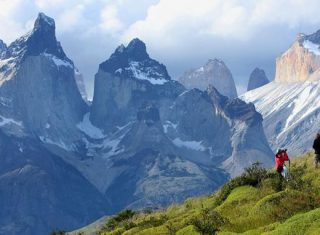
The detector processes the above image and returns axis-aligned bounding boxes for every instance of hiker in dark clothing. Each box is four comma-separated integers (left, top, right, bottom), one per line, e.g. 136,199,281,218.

313,133,320,168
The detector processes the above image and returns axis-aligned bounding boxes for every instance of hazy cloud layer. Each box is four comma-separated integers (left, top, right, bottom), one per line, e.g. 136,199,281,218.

1,0,320,97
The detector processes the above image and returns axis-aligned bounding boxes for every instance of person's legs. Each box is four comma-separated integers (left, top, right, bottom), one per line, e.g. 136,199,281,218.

315,154,320,168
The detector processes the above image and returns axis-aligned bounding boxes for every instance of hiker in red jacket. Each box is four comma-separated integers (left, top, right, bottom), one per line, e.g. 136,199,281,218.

275,148,290,178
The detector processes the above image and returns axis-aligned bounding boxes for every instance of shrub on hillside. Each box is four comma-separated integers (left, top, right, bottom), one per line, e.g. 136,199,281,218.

189,208,227,235
215,162,267,205
137,214,168,228
103,209,136,231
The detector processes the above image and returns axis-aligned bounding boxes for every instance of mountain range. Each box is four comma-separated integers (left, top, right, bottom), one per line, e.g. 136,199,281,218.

0,13,274,234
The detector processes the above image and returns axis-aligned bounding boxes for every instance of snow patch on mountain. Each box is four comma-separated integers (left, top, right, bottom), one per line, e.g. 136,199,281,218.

128,61,168,85
0,115,23,127
163,121,178,133
39,136,74,151
172,138,206,151
43,53,73,68
303,40,320,55
77,113,105,139
0,58,16,85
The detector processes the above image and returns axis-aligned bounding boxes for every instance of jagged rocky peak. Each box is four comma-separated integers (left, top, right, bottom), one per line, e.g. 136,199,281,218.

178,58,238,98
6,12,69,62
206,85,261,124
275,29,320,82
34,12,55,31
99,38,171,84
247,68,269,91
0,12,87,142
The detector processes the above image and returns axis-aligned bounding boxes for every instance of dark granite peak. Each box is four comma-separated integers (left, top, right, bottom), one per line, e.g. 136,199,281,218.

6,12,69,61
247,67,269,91
99,38,170,81
126,38,149,61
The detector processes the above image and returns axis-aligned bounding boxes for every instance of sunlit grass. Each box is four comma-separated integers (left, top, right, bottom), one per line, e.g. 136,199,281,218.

95,152,320,235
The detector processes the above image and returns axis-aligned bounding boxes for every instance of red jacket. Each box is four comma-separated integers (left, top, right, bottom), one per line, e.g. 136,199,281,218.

275,151,289,169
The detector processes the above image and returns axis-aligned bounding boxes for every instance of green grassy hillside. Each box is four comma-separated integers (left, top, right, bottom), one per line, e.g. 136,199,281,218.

74,152,320,235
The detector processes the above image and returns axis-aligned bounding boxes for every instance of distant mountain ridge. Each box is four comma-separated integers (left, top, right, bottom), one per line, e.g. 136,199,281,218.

177,59,238,98
242,28,320,155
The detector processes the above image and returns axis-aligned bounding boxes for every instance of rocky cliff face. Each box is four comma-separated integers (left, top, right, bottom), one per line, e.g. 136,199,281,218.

247,68,269,91
275,31,320,82
0,40,6,59
90,38,184,132
86,39,273,211
177,59,238,98
0,13,87,145
0,13,105,235
0,130,109,235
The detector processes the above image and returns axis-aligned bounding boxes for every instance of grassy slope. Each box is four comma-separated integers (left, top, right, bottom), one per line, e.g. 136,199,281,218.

78,152,320,235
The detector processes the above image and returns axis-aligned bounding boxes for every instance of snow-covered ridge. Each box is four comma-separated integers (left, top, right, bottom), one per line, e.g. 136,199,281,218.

302,40,320,56
241,81,320,155
127,61,168,85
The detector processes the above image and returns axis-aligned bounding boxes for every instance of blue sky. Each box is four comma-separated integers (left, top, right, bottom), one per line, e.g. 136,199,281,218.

1,0,320,97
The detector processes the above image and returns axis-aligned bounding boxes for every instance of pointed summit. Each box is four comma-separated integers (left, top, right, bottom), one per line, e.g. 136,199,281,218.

25,12,65,58
6,12,68,61
99,38,170,83
34,13,55,31
100,38,150,73
126,38,149,61
247,68,269,91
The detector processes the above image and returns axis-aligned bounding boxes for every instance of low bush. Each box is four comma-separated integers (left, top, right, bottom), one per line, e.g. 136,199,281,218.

189,209,227,235
103,209,136,232
215,162,268,205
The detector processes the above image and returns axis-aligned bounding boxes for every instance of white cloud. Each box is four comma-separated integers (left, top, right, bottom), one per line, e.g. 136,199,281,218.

123,0,320,43
0,0,30,43
1,0,320,96
34,0,69,9
57,4,86,31
99,4,124,33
